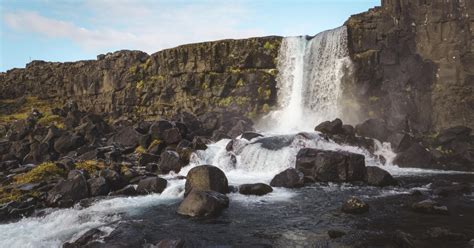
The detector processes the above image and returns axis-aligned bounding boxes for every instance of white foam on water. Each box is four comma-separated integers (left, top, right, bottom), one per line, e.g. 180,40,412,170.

0,181,184,248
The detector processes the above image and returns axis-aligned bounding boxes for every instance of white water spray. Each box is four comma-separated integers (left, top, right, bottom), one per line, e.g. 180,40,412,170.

259,26,351,133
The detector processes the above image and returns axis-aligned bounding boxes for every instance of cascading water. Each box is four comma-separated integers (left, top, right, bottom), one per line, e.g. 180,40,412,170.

258,26,352,133
1,26,459,247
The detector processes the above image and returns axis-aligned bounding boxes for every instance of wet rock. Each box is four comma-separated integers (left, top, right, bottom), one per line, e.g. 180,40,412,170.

176,140,193,164
153,239,185,248
388,132,414,153
99,168,128,191
163,128,182,145
136,177,167,194
138,153,161,167
296,148,366,182
355,118,391,142
54,133,85,154
184,165,229,196
327,229,346,239
392,230,415,248
315,118,343,135
192,136,208,150
393,143,433,168
341,197,369,214
110,185,137,196
365,166,398,186
87,176,110,196
63,228,105,248
270,168,305,188
430,181,471,197
177,190,229,217
425,227,468,241
225,140,234,151
46,172,89,207
239,183,273,196
411,199,449,215
240,132,263,141
253,135,294,150
158,151,182,174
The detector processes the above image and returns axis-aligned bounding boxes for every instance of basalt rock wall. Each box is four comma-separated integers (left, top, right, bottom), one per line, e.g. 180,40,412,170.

0,37,282,121
345,0,473,133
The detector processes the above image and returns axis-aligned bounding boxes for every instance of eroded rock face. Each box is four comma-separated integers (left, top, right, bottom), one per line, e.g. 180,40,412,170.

344,0,474,133
0,37,282,122
296,148,366,182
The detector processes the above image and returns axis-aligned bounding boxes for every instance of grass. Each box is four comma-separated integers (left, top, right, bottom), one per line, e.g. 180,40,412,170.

75,160,105,175
0,96,62,126
15,162,66,184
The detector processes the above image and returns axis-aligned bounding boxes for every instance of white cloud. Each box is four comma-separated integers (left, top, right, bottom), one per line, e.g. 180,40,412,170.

3,1,265,54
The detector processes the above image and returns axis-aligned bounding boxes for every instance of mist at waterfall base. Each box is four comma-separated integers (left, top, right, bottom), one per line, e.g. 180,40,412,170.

1,27,473,247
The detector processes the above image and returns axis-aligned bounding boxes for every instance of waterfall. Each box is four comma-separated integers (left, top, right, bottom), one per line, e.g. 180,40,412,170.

258,26,352,133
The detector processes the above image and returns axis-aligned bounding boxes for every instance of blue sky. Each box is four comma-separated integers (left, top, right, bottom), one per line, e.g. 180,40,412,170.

0,0,379,72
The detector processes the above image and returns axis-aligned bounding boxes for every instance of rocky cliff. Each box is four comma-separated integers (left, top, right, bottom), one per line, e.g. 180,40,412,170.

0,37,282,121
344,0,473,133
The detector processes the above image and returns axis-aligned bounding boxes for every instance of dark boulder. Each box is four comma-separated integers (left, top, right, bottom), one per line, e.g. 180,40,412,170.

176,140,193,164
150,120,173,140
158,151,182,174
54,133,85,154
436,126,471,145
147,140,167,155
296,148,366,182
365,166,398,186
239,183,273,196
110,185,137,196
393,143,434,168
99,168,128,191
327,230,346,239
192,136,208,150
108,126,139,148
153,239,185,248
136,177,167,194
46,171,89,207
184,165,229,196
315,118,343,135
270,168,305,188
63,228,105,248
430,180,471,197
355,118,391,142
163,128,182,145
241,132,263,141
87,177,110,196
411,199,449,215
341,197,369,214
177,190,229,217
388,132,414,153
138,153,161,167
253,135,294,150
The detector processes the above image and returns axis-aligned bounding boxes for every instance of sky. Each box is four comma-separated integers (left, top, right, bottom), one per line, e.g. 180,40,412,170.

0,0,379,72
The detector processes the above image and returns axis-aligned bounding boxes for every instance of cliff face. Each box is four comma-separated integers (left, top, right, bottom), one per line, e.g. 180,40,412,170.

0,37,282,121
345,0,473,133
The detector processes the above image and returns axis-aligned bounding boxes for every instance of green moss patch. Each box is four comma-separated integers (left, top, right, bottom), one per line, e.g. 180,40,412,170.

15,162,66,184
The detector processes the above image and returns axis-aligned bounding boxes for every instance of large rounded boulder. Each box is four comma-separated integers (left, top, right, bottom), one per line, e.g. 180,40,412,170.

239,183,273,196
136,177,167,194
177,190,229,217
296,148,366,182
184,165,229,196
365,166,398,186
270,168,305,188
